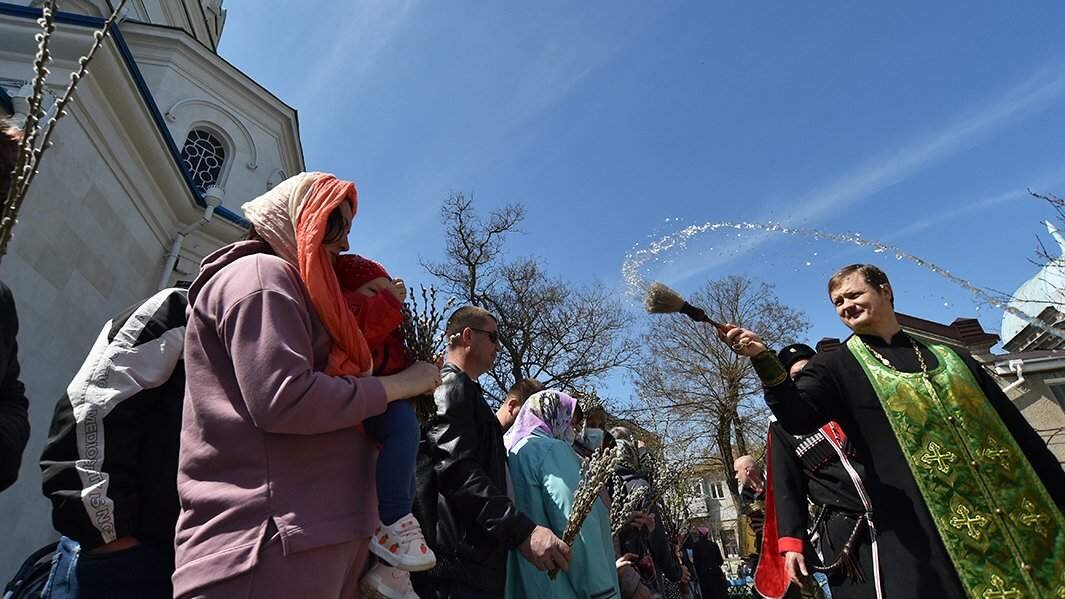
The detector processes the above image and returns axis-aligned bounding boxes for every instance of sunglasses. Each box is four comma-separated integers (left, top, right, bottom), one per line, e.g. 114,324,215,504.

469,327,499,344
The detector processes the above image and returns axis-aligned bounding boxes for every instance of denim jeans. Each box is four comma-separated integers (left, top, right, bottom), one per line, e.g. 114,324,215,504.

363,398,419,524
813,572,832,598
40,536,79,599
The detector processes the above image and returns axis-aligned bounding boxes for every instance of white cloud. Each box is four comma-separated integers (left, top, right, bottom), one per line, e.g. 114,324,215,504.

646,60,1065,286
785,62,1065,224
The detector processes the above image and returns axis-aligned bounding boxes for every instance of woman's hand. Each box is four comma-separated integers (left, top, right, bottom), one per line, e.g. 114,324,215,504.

719,324,768,357
379,361,441,402
616,552,638,572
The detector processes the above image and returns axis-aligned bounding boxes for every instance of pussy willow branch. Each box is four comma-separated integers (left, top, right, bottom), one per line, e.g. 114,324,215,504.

4,0,55,227
1,0,127,259
16,0,129,203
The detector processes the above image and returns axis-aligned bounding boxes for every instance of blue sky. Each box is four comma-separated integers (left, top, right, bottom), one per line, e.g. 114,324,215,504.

219,2,1065,399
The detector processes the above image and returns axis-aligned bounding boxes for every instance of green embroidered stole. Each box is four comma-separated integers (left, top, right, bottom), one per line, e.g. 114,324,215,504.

846,336,1065,599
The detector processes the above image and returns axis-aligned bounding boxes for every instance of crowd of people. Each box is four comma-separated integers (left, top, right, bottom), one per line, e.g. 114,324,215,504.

1,121,1063,599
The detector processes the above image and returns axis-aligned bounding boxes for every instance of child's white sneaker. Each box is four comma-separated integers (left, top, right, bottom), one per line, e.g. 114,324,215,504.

360,563,419,599
369,513,437,572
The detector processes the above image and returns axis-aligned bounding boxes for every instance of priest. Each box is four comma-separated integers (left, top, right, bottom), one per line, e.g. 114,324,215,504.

724,264,1065,598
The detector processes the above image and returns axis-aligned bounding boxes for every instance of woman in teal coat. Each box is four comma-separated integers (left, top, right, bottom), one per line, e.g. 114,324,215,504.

503,390,620,599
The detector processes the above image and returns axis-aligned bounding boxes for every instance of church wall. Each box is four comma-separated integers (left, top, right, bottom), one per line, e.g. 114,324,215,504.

0,114,169,571
0,3,291,573
1007,375,1065,465
133,56,295,209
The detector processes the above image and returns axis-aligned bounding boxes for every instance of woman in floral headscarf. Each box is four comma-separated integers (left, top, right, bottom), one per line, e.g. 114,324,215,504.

173,172,440,598
503,390,620,599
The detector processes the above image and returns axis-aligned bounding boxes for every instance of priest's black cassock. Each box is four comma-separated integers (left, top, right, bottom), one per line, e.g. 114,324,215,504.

757,331,1065,598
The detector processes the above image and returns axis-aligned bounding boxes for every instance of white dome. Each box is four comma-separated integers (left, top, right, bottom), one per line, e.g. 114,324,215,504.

1001,221,1065,344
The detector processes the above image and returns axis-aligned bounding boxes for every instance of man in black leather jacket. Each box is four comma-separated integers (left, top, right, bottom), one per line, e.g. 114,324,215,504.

413,306,570,598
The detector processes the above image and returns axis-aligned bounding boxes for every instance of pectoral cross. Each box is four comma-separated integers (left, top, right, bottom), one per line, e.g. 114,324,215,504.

920,441,957,475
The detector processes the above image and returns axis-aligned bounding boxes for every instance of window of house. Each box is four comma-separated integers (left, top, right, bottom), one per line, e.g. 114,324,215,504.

1046,379,1065,409
709,481,726,500
180,129,226,192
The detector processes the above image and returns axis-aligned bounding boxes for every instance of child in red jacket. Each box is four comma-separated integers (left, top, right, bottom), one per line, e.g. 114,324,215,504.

335,255,435,597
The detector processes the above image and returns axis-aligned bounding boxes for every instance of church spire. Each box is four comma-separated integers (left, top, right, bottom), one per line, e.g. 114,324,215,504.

1045,220,1065,258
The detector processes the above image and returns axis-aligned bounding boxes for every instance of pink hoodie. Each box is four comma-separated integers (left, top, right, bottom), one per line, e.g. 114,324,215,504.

173,241,387,596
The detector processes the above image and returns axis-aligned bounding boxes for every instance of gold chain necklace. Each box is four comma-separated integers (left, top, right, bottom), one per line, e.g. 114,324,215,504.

863,336,943,411
862,337,929,376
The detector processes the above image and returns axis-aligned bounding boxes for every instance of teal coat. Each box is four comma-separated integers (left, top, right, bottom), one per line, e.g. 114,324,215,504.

505,431,620,599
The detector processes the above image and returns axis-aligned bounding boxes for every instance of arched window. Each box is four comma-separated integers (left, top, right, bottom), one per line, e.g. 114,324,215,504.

180,129,226,192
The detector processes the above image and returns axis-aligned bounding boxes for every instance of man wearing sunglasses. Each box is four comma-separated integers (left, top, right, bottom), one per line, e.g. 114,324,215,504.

413,306,570,598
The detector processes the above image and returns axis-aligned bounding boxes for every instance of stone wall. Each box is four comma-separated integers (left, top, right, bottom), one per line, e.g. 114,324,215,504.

1009,375,1065,465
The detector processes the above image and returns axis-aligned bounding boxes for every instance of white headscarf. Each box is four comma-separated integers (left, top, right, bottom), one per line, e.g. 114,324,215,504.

241,171,325,266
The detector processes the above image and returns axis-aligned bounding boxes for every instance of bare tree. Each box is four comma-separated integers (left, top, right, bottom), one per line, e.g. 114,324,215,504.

422,192,524,304
632,275,808,507
424,192,638,404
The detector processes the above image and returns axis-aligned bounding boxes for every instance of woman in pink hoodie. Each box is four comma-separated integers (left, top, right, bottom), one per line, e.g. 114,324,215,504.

173,172,439,598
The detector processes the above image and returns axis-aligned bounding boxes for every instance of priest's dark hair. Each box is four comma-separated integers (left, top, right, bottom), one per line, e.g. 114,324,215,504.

828,263,893,305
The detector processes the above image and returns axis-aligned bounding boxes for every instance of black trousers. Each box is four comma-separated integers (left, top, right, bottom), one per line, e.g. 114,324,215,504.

76,541,173,599
815,512,876,599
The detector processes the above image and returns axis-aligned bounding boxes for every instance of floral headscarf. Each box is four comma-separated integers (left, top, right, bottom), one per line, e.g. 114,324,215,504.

614,437,643,474
503,390,578,452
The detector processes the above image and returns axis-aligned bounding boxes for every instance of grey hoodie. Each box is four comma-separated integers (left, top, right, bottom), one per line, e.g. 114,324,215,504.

174,241,387,597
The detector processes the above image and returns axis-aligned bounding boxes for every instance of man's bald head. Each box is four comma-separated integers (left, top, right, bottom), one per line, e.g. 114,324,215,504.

734,455,763,490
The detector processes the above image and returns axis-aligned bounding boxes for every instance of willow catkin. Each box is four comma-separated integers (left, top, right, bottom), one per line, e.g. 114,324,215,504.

561,446,621,545
611,482,650,536
399,285,455,421
1,0,128,259
548,446,622,580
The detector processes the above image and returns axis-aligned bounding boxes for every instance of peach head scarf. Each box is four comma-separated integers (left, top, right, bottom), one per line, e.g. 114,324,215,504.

242,171,373,376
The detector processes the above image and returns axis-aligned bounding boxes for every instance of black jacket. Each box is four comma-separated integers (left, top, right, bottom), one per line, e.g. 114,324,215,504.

39,289,187,550
0,280,29,492
413,362,535,594
685,533,725,577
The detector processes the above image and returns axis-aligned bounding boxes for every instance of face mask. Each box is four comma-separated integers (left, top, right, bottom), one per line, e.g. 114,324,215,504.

580,427,605,450
562,427,576,446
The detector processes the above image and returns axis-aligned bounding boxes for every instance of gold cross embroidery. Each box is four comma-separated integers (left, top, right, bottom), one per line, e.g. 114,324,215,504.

920,441,957,474
949,504,989,540
1019,497,1050,538
983,574,1022,599
981,437,1011,471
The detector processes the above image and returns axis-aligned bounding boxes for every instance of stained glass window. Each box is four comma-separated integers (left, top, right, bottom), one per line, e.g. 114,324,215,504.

180,129,226,192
